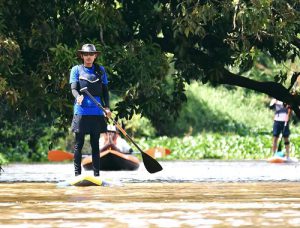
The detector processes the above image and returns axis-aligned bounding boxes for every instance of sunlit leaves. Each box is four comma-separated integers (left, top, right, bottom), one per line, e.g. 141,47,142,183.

173,1,218,39
0,77,7,95
0,36,23,105
80,2,106,27
0,37,22,75
137,133,274,160
79,1,125,44
4,89,19,106
50,43,77,69
171,0,300,86
232,0,300,62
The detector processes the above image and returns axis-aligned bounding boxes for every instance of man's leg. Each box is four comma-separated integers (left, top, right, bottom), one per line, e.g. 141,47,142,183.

284,137,290,158
272,136,279,154
74,132,85,176
90,132,100,176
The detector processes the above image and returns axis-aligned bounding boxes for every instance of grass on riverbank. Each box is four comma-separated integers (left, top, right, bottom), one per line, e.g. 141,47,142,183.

134,82,300,160
137,132,300,160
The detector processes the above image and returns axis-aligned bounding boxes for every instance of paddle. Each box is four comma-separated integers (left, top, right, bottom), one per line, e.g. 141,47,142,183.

80,87,163,174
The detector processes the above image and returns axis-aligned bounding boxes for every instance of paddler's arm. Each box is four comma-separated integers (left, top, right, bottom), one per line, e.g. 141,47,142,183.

102,84,111,118
71,82,83,105
102,84,109,108
269,98,276,109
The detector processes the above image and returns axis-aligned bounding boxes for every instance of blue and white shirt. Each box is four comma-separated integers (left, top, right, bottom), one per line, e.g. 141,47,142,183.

69,64,108,115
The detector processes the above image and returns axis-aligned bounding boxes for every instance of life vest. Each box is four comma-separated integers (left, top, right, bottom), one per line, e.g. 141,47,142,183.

274,101,288,115
273,101,289,122
78,64,103,96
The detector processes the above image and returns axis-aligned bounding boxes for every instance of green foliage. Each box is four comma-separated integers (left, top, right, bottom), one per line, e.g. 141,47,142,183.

171,0,300,86
0,36,23,105
138,134,264,160
0,77,7,96
1,0,300,162
0,152,8,168
137,132,300,160
111,41,171,119
119,114,156,137
0,116,64,162
155,82,273,136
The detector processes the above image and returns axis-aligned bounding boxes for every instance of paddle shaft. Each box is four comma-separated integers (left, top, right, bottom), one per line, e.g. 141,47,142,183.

80,87,162,173
80,89,139,149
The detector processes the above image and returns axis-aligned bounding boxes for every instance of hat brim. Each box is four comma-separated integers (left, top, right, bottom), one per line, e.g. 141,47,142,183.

77,50,100,54
77,50,100,58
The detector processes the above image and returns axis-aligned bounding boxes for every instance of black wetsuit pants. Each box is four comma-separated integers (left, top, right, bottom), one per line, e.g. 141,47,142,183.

74,132,100,176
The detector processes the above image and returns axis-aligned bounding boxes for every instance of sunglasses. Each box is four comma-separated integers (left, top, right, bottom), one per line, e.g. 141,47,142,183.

82,52,95,56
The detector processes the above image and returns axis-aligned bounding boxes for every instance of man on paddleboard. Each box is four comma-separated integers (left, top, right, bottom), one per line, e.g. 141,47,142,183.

269,98,291,159
69,44,111,176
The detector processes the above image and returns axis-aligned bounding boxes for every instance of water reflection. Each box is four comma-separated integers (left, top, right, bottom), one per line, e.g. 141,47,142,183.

1,161,300,227
1,182,300,227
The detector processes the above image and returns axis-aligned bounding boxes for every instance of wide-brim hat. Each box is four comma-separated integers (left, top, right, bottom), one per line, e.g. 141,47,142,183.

77,44,100,56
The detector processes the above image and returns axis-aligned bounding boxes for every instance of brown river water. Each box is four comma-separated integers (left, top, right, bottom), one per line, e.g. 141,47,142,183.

1,161,300,227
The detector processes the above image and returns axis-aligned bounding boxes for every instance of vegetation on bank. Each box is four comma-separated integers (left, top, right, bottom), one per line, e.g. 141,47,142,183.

137,133,300,160
135,83,300,160
2,82,297,166
3,82,299,167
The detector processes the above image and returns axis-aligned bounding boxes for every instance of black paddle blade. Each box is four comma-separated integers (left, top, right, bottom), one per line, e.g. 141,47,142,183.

141,152,163,173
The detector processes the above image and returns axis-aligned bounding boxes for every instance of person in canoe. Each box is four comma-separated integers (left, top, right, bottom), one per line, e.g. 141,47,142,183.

100,125,133,154
269,98,291,159
69,43,111,176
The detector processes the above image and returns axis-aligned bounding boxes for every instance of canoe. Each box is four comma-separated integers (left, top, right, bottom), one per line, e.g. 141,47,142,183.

82,149,140,171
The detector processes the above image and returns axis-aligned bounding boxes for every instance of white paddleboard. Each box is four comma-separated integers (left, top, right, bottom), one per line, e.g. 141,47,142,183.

267,156,298,163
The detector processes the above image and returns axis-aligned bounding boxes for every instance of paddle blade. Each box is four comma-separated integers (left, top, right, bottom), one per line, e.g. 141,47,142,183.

141,152,163,173
48,150,74,162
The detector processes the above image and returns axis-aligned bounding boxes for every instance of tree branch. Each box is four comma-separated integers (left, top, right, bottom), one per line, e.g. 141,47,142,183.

291,37,300,50
218,69,300,118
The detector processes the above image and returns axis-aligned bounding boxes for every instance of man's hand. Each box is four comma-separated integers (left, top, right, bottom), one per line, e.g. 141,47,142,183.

104,107,112,118
76,95,84,105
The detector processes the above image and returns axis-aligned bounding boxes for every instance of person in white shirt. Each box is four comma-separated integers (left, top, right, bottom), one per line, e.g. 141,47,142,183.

99,125,133,154
269,98,291,158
